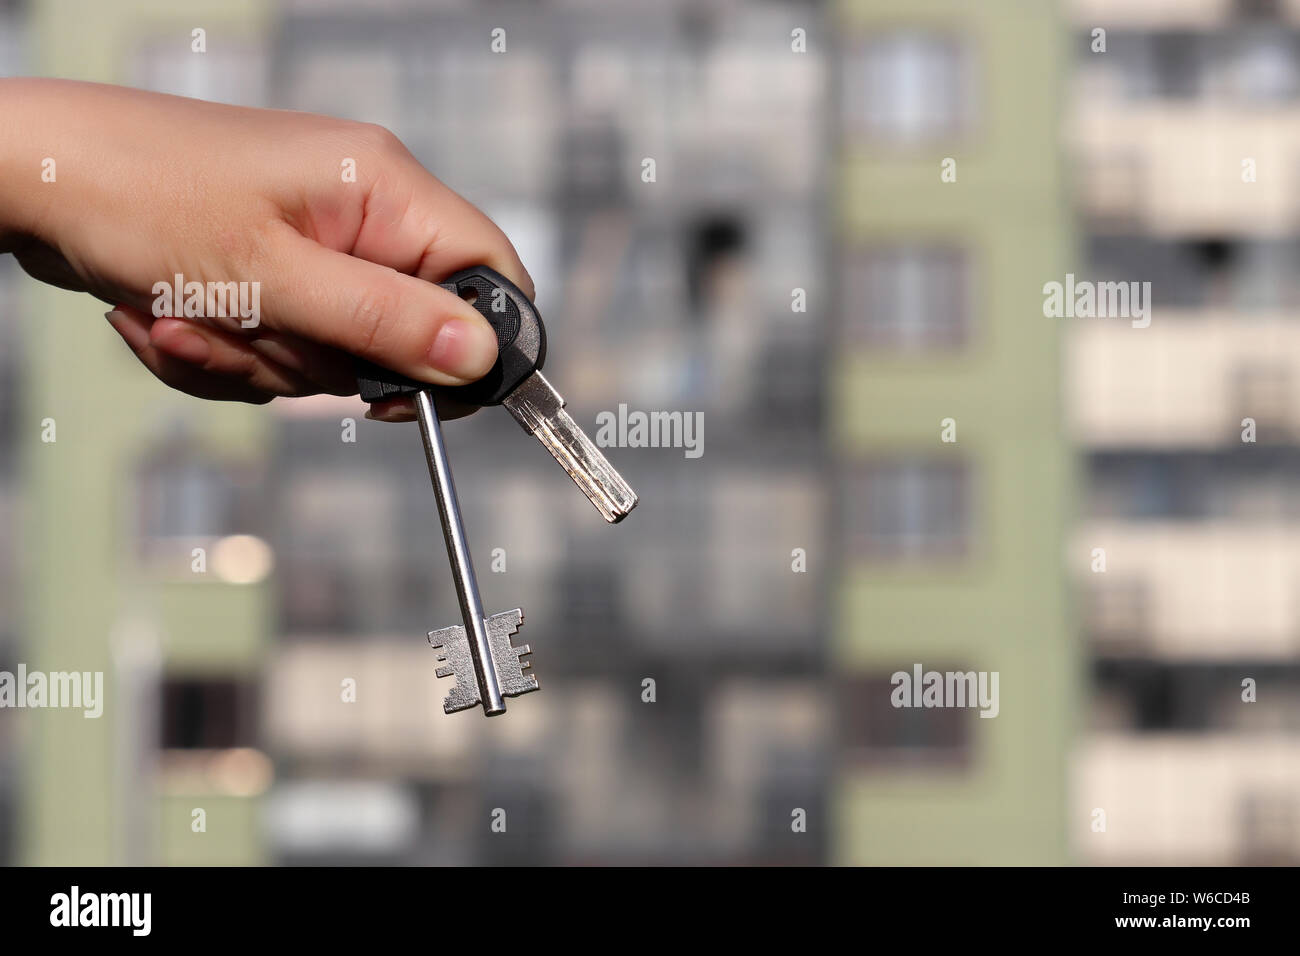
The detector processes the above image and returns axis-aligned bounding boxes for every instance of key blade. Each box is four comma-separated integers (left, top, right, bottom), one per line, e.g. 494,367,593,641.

503,371,639,523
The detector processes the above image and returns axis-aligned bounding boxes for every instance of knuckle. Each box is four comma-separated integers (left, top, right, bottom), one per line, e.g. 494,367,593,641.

346,281,401,357
352,121,406,159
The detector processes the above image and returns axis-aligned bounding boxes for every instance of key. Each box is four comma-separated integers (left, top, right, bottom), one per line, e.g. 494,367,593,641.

355,265,639,523
355,265,636,716
412,387,533,716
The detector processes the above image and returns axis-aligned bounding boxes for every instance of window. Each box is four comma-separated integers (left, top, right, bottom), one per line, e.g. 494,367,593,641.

161,677,257,750
133,439,267,576
1146,33,1205,99
1235,0,1282,19
1227,30,1300,102
845,458,971,560
135,447,262,545
273,464,405,636
842,32,973,143
843,245,971,350
839,672,972,768
685,215,748,315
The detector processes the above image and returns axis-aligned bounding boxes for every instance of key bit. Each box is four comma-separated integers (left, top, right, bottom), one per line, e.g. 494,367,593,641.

428,608,537,714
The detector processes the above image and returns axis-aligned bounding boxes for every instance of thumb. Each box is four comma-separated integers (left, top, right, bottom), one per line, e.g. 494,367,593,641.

255,226,500,386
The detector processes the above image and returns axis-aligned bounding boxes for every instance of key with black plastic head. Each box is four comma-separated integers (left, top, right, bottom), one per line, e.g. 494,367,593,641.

356,265,639,522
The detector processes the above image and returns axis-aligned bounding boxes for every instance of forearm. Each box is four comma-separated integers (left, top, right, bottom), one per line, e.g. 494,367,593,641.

0,78,193,253
0,77,66,250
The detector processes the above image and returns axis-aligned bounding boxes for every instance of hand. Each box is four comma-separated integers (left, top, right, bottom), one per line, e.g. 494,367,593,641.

0,78,534,420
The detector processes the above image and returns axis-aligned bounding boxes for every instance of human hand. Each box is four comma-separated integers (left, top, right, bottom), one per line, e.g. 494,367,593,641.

0,78,533,420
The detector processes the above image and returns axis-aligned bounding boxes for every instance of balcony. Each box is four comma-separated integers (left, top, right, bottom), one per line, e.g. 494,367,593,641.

1068,0,1300,29
263,642,494,770
1068,314,1300,447
1075,734,1300,864
1070,103,1300,235
1079,521,1300,657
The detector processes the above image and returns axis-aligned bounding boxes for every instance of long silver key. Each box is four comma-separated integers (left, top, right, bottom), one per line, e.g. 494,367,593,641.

356,265,638,523
414,389,537,716
354,265,637,717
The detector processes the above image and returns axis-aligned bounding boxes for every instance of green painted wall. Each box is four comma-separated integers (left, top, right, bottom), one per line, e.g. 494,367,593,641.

20,0,271,866
833,0,1079,865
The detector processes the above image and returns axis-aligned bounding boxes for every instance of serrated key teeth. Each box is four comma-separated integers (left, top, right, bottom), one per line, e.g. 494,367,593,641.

442,689,483,714
506,677,539,698
426,622,486,714
426,610,537,714
427,625,456,650
483,608,540,699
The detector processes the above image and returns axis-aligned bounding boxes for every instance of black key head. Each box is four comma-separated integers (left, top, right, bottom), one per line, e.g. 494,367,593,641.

354,265,546,407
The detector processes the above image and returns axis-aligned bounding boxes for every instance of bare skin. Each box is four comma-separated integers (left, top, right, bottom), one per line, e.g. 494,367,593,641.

0,78,534,421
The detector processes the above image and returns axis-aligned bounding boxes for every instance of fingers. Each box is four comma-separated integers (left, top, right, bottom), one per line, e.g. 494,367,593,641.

258,225,501,386
107,300,486,418
107,304,351,402
149,317,318,396
112,303,361,397
364,397,416,423
241,333,358,397
363,393,478,424
105,308,274,404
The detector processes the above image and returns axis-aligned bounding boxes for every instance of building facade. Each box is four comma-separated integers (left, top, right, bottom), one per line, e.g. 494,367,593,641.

833,0,1075,865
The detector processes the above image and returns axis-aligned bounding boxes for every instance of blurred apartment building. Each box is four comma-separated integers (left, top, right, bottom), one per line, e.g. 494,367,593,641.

11,1,279,867
1068,0,1300,864
0,251,17,864
0,0,19,859
0,0,22,866
261,0,828,865
833,0,1073,863
7,0,829,865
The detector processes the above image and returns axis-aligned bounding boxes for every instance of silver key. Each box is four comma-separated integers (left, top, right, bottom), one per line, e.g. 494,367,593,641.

502,370,638,523
414,389,537,716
